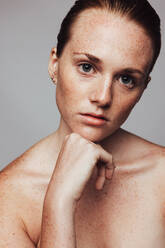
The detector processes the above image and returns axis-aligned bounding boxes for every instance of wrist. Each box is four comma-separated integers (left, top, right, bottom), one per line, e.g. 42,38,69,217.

44,192,77,215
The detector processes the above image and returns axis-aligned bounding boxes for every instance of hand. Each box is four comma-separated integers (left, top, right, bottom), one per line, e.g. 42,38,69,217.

45,133,115,205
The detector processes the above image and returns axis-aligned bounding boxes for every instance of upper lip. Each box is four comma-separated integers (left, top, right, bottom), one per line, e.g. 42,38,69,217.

81,112,108,121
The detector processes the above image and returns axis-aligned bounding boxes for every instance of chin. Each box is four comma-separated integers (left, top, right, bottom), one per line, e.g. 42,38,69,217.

71,125,115,143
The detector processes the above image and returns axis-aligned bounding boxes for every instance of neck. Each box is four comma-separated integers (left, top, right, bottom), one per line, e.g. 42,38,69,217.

55,117,73,152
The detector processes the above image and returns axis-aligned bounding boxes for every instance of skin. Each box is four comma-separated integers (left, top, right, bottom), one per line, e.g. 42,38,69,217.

51,9,152,143
0,8,165,248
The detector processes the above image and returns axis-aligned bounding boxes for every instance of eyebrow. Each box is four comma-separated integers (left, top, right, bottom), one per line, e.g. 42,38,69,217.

73,52,146,77
73,52,102,64
121,69,145,77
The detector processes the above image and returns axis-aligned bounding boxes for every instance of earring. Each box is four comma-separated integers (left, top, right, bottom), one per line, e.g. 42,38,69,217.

148,76,151,82
50,76,57,85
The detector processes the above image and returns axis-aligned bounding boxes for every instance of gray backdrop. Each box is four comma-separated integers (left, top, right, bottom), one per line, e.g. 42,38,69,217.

0,0,164,170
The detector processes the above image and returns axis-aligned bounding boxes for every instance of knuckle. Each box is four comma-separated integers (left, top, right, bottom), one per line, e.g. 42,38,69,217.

69,133,89,144
93,144,101,154
86,142,93,150
68,132,79,140
66,133,84,145
87,142,99,155
95,143,102,150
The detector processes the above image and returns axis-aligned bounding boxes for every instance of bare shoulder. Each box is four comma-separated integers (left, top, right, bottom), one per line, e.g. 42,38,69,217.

108,128,165,164
0,155,40,247
0,132,57,246
111,129,165,211
120,128,165,183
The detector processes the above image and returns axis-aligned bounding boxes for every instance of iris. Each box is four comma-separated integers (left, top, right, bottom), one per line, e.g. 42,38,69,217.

120,75,133,85
81,63,93,73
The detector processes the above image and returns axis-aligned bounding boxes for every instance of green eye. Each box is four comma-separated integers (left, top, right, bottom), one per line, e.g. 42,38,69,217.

80,63,93,73
120,75,133,85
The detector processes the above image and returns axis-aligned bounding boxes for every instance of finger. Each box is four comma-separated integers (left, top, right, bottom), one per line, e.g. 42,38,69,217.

96,145,114,169
95,166,106,190
105,165,116,180
105,156,116,180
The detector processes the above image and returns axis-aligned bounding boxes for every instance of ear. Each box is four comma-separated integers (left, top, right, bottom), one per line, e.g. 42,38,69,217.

48,47,58,85
144,75,151,89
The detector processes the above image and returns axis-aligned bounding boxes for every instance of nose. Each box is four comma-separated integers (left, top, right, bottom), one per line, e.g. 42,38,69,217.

89,77,113,108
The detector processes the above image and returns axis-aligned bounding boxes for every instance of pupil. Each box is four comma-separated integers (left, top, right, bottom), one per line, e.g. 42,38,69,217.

122,75,131,84
83,64,91,72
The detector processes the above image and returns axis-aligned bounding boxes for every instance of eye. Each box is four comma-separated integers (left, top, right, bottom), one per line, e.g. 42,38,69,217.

79,63,94,74
119,74,135,88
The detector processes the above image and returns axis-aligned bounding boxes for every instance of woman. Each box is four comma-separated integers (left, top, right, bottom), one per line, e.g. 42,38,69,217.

0,0,164,247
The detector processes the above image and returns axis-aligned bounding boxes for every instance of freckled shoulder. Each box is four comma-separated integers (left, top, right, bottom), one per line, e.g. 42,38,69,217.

0,154,38,246
0,140,54,246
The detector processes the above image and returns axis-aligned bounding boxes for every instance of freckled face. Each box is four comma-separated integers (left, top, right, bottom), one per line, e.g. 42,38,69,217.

54,9,153,142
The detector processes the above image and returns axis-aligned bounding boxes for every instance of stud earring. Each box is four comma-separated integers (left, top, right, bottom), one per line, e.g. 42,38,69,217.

50,76,57,85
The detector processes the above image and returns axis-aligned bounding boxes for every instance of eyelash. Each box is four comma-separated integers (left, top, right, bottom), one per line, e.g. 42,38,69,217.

77,62,137,89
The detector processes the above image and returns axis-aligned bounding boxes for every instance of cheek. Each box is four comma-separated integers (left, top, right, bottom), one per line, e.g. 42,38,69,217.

55,72,81,115
114,90,143,122
56,71,72,102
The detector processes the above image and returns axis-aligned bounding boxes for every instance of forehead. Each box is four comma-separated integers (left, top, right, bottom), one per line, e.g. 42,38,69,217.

63,8,153,71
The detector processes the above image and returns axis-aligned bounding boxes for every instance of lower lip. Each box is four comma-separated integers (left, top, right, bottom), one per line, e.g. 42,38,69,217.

80,114,107,126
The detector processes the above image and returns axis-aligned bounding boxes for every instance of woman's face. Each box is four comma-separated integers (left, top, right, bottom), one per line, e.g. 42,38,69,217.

50,9,153,142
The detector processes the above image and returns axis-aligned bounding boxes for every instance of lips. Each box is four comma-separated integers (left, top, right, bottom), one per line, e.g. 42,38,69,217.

82,113,108,121
80,113,108,126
